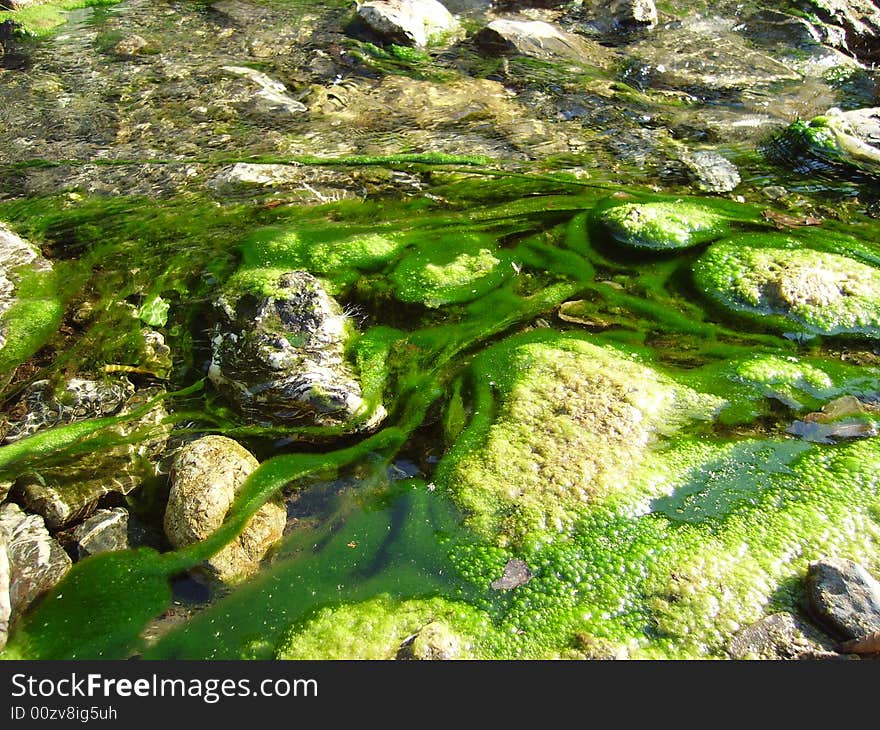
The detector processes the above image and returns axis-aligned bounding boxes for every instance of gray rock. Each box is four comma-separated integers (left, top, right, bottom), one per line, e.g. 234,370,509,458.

14,386,170,529
0,535,9,651
681,149,741,193
728,612,837,659
356,0,459,48
68,507,157,560
164,435,286,582
209,270,384,430
0,503,71,625
602,0,657,29
221,65,307,116
474,19,607,63
797,0,880,63
3,376,134,443
807,557,880,640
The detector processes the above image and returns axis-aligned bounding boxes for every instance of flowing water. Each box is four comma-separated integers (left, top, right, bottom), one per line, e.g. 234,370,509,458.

1,0,880,659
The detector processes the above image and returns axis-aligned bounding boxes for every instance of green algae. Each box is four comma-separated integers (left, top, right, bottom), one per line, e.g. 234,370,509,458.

0,0,121,37
694,235,880,338
391,233,512,308
593,200,729,251
3,179,880,661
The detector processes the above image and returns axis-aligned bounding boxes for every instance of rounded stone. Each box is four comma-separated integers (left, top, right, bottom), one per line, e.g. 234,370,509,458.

164,435,286,582
593,201,728,251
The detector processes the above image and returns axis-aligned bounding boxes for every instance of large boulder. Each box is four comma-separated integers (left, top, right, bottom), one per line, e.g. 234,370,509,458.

9,382,170,529
436,331,723,544
796,0,880,63
164,435,286,583
209,269,384,430
355,0,459,48
693,236,880,339
0,503,71,649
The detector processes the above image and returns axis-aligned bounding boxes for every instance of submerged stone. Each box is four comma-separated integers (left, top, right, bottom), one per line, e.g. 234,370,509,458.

355,0,460,48
770,107,880,178
473,19,607,63
0,535,8,650
437,331,723,544
0,503,71,631
209,269,384,430
693,237,880,338
13,386,169,529
0,223,62,384
67,507,158,560
593,200,728,251
680,150,741,193
164,436,286,583
807,557,880,640
391,232,510,308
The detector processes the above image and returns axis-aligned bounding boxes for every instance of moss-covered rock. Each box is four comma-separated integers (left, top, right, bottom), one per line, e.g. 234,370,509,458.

436,330,724,545
391,232,511,308
693,236,880,338
276,595,489,660
592,201,728,251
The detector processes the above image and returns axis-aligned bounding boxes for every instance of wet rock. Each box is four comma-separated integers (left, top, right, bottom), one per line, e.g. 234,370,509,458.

209,269,384,430
13,386,170,529
769,107,880,178
490,558,533,590
694,237,880,339
807,557,880,640
67,507,159,560
209,163,304,192
602,0,657,30
221,65,307,116
355,0,459,48
164,435,286,582
399,621,461,660
728,612,837,659
680,150,740,193
113,35,151,57
0,503,71,627
0,223,61,385
593,199,728,251
797,0,880,63
624,17,801,96
3,377,134,443
473,19,605,62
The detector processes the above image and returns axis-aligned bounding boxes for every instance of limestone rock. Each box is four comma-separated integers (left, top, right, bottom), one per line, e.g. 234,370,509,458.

807,557,880,640
355,0,459,48
164,436,286,582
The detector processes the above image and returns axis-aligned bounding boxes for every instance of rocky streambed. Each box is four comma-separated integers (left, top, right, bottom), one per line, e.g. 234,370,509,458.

0,0,880,660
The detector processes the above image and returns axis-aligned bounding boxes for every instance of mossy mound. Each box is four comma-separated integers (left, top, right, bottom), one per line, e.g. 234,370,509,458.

390,232,511,307
694,236,880,338
592,200,729,251
276,595,490,660
241,227,407,290
436,330,724,545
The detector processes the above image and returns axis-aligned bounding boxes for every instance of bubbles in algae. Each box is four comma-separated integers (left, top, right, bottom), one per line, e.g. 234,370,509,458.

2,176,880,661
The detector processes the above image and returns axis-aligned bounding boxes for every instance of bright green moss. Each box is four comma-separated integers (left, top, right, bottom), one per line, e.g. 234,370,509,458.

436,330,725,545
593,201,728,251
276,595,491,659
694,237,880,338
241,227,407,288
391,233,511,307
